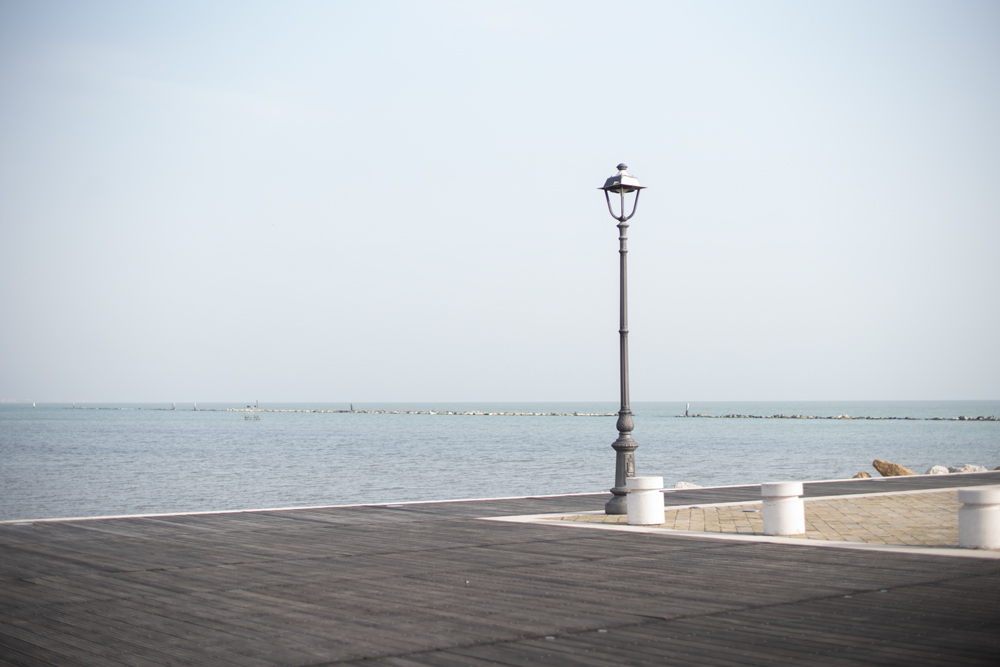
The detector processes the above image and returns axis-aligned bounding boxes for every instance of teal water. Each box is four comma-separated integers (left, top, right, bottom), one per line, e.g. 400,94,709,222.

1,401,998,521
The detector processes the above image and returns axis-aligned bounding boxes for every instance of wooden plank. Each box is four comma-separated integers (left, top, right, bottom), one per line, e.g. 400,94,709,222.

3,605,251,667
0,619,148,667
111,596,364,665
3,483,999,666
0,631,92,667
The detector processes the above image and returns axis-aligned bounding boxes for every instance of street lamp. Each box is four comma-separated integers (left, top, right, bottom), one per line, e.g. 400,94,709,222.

599,163,646,515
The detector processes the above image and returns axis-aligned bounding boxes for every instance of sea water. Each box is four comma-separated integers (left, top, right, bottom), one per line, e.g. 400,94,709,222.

1,401,997,521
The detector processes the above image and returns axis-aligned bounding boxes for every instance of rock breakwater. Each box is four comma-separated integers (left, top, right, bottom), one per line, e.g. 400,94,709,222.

220,408,615,417
682,413,997,421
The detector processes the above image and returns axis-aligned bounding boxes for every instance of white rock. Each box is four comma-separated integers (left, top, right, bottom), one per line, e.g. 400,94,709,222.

674,481,702,489
925,465,949,475
949,464,989,473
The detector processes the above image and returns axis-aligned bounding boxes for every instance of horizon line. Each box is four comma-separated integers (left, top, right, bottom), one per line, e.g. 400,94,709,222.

3,398,999,405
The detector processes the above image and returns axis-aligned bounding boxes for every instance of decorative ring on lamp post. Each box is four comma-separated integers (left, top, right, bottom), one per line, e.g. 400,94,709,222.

599,163,646,515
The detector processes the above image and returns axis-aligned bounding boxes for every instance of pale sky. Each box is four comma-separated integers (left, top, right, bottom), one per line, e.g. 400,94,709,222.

1,0,998,403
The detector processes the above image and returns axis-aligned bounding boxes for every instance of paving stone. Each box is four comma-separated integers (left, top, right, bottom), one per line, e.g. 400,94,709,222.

553,490,964,548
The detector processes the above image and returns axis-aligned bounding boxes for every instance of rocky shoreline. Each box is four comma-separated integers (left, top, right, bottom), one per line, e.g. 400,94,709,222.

852,458,1000,479
674,460,1000,489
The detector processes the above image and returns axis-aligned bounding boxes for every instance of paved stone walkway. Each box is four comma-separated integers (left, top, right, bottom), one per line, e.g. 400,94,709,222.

550,489,962,547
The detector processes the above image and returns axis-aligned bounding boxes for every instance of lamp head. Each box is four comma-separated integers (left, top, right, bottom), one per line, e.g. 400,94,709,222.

600,163,645,194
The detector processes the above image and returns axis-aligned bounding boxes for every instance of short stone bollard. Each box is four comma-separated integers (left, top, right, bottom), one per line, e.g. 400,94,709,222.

626,477,665,525
958,486,1000,549
761,481,805,536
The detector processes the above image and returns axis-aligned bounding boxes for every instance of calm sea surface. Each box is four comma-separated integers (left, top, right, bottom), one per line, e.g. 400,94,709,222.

1,401,998,521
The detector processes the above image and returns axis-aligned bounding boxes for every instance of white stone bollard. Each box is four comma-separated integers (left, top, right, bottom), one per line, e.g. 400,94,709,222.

761,481,805,536
626,477,665,525
958,486,1000,549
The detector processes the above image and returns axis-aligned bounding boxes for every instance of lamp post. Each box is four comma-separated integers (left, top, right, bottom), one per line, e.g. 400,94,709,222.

600,163,646,515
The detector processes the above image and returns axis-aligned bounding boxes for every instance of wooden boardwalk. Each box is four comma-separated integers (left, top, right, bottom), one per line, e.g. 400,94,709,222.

2,473,999,666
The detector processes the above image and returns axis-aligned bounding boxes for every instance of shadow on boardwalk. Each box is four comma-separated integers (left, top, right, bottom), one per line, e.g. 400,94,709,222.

1,473,999,666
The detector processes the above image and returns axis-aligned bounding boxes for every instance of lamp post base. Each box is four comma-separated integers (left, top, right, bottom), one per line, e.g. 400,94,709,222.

605,429,637,515
605,490,628,515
